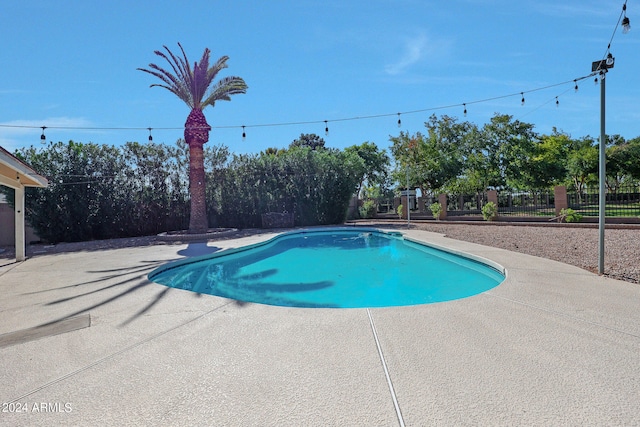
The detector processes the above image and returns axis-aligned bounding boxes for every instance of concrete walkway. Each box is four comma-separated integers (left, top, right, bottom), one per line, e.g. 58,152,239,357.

0,228,638,426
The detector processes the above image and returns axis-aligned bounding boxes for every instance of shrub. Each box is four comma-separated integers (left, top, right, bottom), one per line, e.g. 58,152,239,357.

481,201,498,221
429,202,443,220
560,208,583,223
397,204,404,218
216,146,363,228
359,199,377,219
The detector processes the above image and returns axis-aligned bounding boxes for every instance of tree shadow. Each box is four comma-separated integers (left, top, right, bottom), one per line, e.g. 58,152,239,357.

153,257,341,308
17,228,381,330
26,254,247,329
176,242,221,257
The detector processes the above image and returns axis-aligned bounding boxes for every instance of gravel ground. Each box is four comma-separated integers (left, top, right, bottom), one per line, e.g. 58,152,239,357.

2,223,639,284
412,222,640,284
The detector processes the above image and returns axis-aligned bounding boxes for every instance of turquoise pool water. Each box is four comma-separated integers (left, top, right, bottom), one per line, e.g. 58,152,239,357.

148,229,505,308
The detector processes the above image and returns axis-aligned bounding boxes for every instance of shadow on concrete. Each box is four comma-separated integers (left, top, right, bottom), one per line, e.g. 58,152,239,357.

15,254,235,329
177,242,222,257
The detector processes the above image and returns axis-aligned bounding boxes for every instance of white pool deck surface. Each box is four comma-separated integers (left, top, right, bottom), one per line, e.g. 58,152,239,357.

0,227,639,426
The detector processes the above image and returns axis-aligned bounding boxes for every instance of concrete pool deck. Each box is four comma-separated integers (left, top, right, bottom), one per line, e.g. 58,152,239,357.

0,228,638,426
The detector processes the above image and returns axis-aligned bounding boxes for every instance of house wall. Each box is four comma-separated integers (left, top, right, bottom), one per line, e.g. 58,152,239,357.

0,202,39,246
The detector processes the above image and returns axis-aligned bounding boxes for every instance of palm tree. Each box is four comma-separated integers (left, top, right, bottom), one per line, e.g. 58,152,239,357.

138,43,247,233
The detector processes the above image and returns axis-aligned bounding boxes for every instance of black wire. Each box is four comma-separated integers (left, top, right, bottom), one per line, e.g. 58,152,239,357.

0,1,627,136
0,73,606,134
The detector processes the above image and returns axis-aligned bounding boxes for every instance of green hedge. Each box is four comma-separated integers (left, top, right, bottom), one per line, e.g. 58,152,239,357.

2,141,363,242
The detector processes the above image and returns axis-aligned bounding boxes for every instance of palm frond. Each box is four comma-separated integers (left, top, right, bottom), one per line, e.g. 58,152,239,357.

147,63,191,104
190,47,211,109
207,55,230,82
139,43,246,111
202,75,248,108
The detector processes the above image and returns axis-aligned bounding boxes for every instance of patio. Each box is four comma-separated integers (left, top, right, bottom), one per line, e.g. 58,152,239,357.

1,228,639,426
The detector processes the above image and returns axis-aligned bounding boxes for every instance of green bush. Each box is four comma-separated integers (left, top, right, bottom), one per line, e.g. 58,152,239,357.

3,140,373,241
7,140,191,243
359,199,377,219
560,208,583,223
481,201,498,221
429,202,443,220
397,204,404,218
217,147,363,228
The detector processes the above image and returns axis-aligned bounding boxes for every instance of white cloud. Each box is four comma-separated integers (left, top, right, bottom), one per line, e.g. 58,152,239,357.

385,32,429,75
384,31,451,76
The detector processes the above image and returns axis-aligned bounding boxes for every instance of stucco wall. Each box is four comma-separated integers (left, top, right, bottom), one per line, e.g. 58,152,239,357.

0,202,39,246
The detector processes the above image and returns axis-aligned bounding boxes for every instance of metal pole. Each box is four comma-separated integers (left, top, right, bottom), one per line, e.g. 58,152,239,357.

406,164,410,227
598,71,606,275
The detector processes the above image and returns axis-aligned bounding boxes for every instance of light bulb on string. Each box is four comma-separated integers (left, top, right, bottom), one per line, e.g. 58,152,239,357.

622,3,631,33
594,75,599,85
148,128,153,142
40,126,46,143
574,80,579,92
324,120,329,136
463,103,467,117
606,52,615,67
242,125,246,141
397,113,401,128
556,97,559,107
521,92,525,106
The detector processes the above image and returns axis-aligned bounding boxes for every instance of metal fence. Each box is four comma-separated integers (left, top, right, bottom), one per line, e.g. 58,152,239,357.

370,186,640,218
568,186,640,217
446,193,487,216
498,191,555,217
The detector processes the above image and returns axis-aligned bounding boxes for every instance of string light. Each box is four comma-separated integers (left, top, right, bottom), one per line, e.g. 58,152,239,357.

0,5,628,146
622,3,631,33
555,97,559,107
324,120,329,136
242,125,246,140
0,73,603,140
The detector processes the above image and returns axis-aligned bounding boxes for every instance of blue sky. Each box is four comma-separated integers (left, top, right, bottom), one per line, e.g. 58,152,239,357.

1,0,637,155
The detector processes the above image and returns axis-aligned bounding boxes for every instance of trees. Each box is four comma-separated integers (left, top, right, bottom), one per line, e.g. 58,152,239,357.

390,115,472,196
606,135,640,190
2,139,366,242
216,147,362,228
15,141,127,242
385,114,640,195
622,137,640,181
525,130,572,190
290,133,326,151
566,137,598,194
5,141,191,243
138,43,247,233
343,141,390,199
478,114,538,190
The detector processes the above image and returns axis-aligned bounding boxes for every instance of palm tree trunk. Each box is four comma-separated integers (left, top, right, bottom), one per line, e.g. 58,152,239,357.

188,143,208,233
185,109,211,234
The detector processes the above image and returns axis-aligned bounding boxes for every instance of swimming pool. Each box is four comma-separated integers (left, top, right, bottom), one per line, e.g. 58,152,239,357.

148,228,505,308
